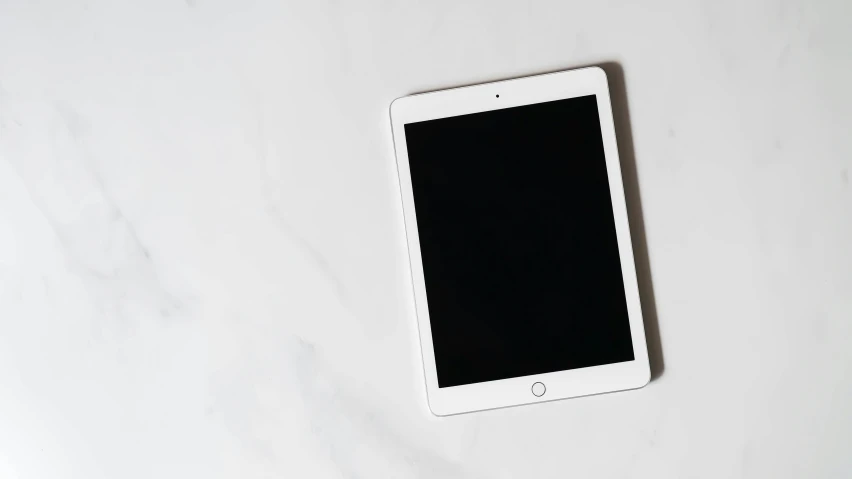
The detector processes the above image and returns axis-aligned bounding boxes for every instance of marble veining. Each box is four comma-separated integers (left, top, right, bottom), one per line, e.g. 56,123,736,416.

1,0,851,477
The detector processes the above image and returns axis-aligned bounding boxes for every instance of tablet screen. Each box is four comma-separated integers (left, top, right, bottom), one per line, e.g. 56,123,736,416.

404,95,635,388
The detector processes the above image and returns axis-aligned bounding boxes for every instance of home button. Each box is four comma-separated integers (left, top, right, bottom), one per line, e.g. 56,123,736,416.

531,382,546,397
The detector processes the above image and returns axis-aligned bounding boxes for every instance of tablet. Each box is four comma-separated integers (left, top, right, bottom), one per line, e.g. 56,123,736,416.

390,67,650,416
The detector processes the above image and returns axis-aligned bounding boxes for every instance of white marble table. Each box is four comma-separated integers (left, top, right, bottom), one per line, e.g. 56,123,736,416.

1,1,851,477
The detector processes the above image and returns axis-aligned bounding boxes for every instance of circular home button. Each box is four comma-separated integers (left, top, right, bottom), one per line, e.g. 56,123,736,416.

531,382,546,397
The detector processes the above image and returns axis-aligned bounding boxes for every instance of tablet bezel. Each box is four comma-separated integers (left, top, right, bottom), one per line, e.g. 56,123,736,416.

390,67,650,416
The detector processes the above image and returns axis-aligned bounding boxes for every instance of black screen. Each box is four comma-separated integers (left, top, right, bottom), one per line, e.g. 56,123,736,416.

404,95,634,388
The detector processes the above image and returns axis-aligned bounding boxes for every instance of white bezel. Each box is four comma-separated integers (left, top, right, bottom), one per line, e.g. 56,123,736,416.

390,67,650,416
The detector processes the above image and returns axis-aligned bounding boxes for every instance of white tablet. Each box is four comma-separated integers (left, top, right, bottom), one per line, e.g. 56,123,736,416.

390,67,650,416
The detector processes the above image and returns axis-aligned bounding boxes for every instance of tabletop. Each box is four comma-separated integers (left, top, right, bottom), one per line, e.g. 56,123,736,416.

1,1,851,478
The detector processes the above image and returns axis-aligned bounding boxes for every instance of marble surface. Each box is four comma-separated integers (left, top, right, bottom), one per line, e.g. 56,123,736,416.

1,1,851,477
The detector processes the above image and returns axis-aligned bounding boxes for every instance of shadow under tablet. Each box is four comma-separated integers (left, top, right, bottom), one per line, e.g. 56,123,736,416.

599,61,665,380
